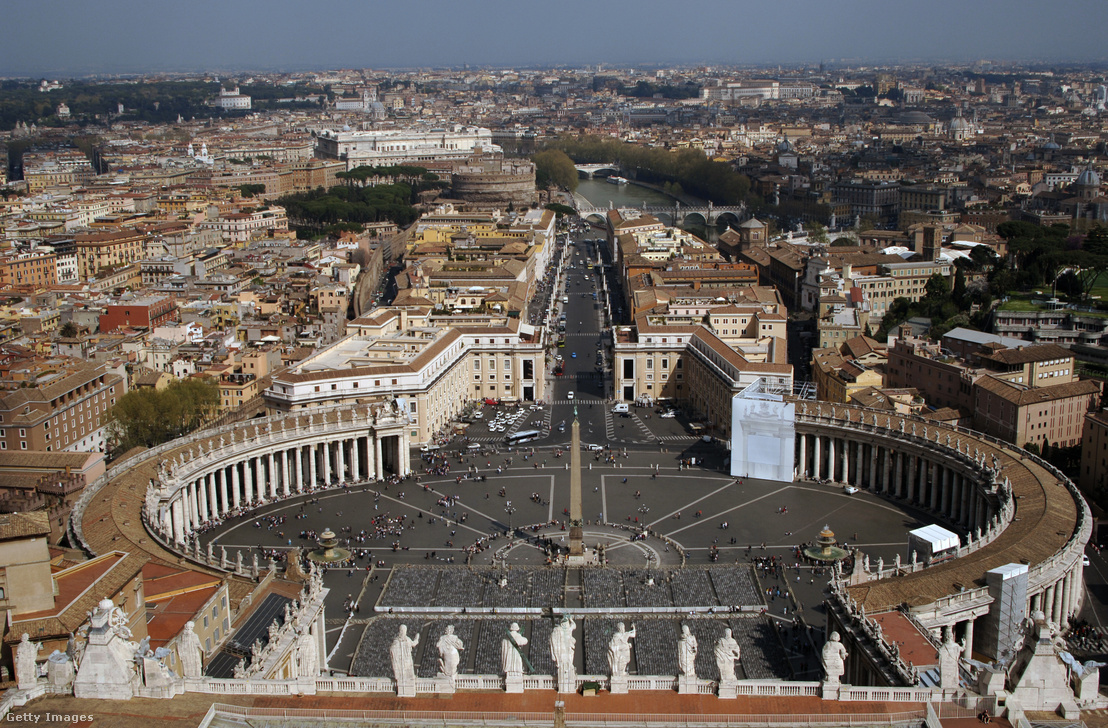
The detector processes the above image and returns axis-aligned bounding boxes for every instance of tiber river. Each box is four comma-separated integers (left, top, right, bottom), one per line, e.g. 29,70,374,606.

573,178,729,243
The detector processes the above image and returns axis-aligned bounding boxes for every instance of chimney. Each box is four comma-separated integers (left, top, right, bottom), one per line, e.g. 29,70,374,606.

842,263,853,286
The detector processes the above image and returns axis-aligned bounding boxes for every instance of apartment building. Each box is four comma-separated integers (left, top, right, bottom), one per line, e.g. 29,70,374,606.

99,295,180,332
0,360,124,452
1079,410,1108,497
74,229,148,279
0,252,58,289
973,375,1099,448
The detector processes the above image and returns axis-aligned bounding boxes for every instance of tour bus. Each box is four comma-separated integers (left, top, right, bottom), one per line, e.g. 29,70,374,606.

506,429,542,446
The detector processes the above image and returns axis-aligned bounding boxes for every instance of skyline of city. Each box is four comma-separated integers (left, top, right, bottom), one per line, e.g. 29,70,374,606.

5,0,1108,77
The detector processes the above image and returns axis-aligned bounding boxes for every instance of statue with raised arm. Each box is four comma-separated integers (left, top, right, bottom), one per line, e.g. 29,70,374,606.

822,631,848,686
550,614,577,693
390,624,420,696
677,624,698,677
436,625,464,679
607,622,635,677
714,628,741,683
937,625,962,690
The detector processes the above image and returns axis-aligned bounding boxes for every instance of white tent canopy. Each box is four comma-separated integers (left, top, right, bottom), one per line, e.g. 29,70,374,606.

909,524,960,553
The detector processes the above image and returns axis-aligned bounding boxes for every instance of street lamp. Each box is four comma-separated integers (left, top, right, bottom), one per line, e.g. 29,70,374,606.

505,501,517,534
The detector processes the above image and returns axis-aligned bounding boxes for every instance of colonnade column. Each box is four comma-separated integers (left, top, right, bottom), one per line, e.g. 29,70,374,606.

1052,581,1065,626
243,459,254,504
964,618,975,656
375,436,384,481
940,467,952,516
309,444,318,489
206,474,217,522
268,452,278,498
797,434,806,478
812,436,821,480
255,456,267,501
828,438,836,482
842,440,850,485
218,469,228,516
894,452,904,498
352,437,361,483
882,448,891,493
1061,574,1072,623
294,446,304,492
231,463,241,509
281,450,290,496
1043,584,1056,623
187,482,199,529
322,442,332,485
337,439,346,483
869,444,878,490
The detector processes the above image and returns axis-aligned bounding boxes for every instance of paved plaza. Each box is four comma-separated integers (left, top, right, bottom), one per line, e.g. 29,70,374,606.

198,438,935,678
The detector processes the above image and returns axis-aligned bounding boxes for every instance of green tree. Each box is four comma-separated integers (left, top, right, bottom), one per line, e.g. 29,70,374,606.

544,203,577,217
952,265,967,305
105,378,219,454
830,237,855,247
59,321,79,338
237,183,266,198
532,150,579,191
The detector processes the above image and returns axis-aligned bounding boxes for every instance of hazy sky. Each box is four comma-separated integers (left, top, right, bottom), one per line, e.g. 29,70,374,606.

4,0,1107,76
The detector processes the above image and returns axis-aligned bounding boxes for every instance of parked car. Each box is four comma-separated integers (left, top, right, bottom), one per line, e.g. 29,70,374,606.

567,391,574,399
843,485,860,495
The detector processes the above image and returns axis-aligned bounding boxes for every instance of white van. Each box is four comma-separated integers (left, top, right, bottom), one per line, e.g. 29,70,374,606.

612,403,629,414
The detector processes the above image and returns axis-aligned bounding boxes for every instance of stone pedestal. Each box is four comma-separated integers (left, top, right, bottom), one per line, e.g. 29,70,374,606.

505,673,524,693
433,675,455,694
555,668,576,694
820,681,841,700
610,675,628,694
1076,668,1101,705
677,675,697,694
717,679,737,699
395,676,416,698
46,655,73,691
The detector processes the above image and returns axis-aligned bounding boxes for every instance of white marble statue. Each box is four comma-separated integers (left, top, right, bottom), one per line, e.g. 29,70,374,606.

607,622,635,677
937,625,963,690
714,628,741,683
436,625,464,679
390,624,420,692
550,615,577,692
677,624,698,677
822,631,848,686
177,620,204,679
16,633,41,689
295,631,321,678
501,623,528,677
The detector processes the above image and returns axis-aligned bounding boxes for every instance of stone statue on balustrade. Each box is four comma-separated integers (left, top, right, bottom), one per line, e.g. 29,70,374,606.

607,622,635,678
295,629,320,677
937,625,963,690
676,624,698,693
550,614,577,693
436,625,464,681
714,628,741,684
821,631,848,694
502,622,528,693
177,621,204,679
16,633,41,689
390,624,420,697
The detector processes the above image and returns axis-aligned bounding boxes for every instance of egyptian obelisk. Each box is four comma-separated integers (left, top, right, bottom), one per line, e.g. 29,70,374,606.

569,406,584,557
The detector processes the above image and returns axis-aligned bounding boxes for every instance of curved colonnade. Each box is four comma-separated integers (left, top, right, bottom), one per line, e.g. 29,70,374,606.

71,400,1088,668
795,402,1090,643
145,404,412,547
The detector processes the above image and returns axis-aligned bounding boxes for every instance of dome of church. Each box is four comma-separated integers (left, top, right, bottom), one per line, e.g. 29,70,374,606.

1043,139,1062,150
776,137,795,153
949,116,971,131
1076,167,1102,188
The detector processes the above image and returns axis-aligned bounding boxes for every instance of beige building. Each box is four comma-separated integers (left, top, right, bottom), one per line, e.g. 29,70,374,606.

0,511,54,615
973,375,1100,449
1080,410,1108,498
264,309,545,444
612,319,792,439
